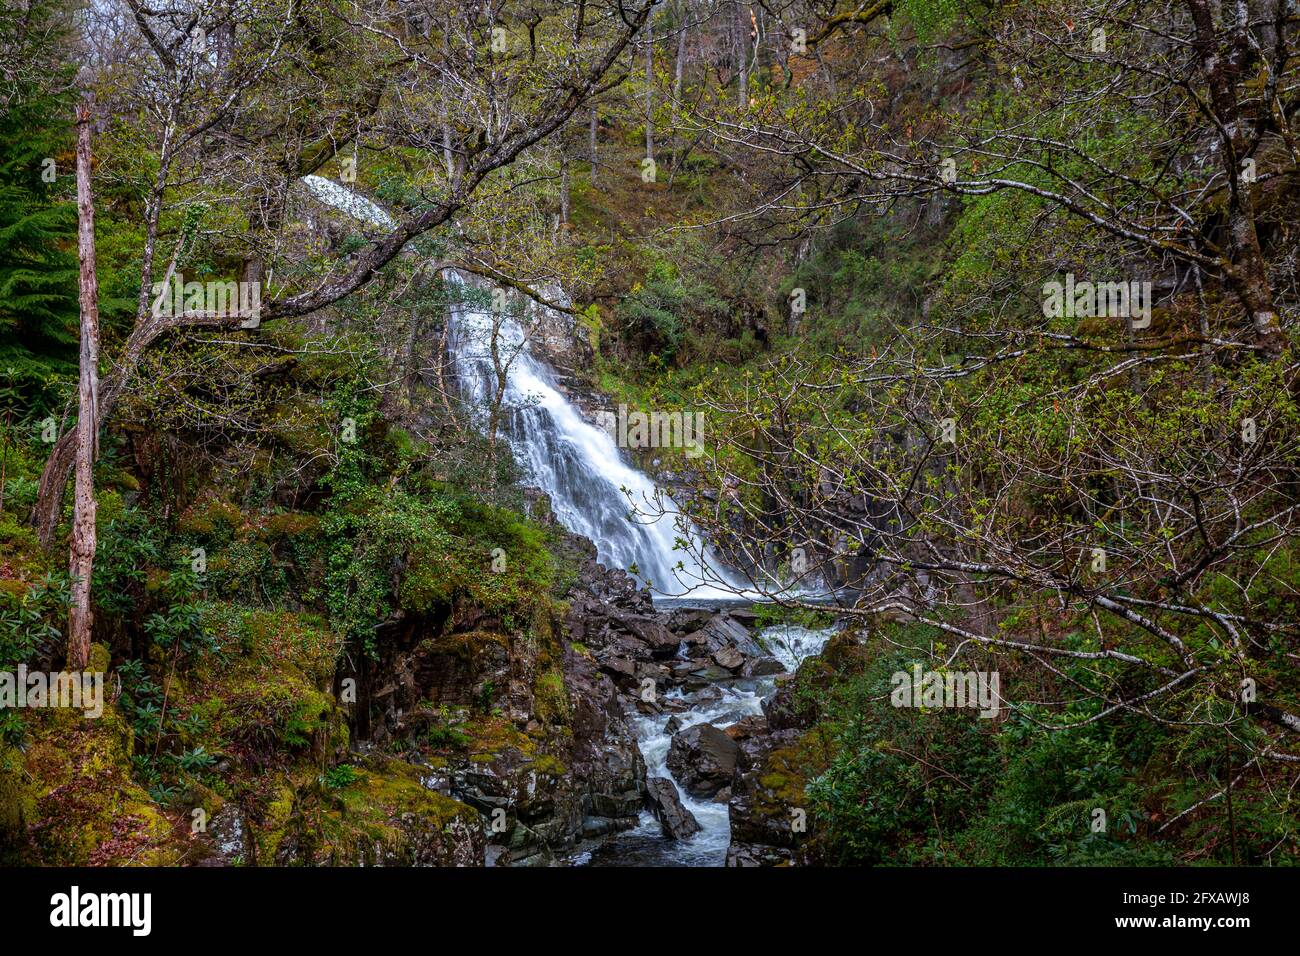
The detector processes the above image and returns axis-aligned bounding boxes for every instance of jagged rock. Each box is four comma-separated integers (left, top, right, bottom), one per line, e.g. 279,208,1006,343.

762,675,813,731
713,645,744,671
698,614,754,652
646,777,702,840
601,656,636,679
635,661,671,683
688,665,734,683
667,723,740,797
615,616,681,655
561,638,647,824
666,608,714,635
672,661,701,679
742,656,786,678
665,715,685,735
582,815,639,837
725,842,792,867
588,791,644,817
725,715,768,741
684,685,723,706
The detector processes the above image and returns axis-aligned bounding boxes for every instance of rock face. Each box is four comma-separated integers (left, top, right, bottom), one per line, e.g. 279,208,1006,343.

697,614,763,657
331,528,650,866
274,754,486,867
725,726,808,867
564,559,786,699
666,723,741,798
646,777,702,840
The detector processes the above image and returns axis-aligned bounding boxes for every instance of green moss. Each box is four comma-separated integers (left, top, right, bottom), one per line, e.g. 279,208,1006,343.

533,668,569,725
254,782,297,863
176,495,243,535
260,511,321,539
14,705,186,865
291,755,481,866
530,753,567,776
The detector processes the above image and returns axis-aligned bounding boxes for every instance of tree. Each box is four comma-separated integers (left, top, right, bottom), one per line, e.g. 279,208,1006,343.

640,0,1300,795
32,0,657,546
687,0,1296,355
67,102,100,670
0,0,79,406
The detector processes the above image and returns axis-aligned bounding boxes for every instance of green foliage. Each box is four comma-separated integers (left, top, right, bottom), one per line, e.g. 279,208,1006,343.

0,0,79,409
0,574,69,668
116,562,216,800
894,0,962,45
323,763,360,789
806,635,1004,865
423,706,472,750
92,503,165,617
614,259,728,366
143,563,215,659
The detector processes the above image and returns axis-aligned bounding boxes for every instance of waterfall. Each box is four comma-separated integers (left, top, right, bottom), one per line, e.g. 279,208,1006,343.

444,273,743,598
299,175,744,597
302,175,395,229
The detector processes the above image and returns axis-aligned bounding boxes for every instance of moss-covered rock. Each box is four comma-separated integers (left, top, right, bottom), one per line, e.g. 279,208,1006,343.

9,704,188,866
276,755,484,866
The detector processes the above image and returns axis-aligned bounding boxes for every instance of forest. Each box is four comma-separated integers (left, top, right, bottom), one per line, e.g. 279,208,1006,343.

0,0,1297,879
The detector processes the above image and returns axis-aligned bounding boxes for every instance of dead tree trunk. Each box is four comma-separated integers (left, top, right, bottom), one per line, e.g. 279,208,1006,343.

644,18,655,166
670,0,687,169
69,103,101,670
737,3,748,109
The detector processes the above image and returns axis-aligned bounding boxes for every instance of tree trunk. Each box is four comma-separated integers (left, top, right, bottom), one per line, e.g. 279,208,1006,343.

559,151,571,228
69,103,101,670
644,18,655,164
443,15,456,183
737,3,748,109
1184,0,1285,356
671,1,687,166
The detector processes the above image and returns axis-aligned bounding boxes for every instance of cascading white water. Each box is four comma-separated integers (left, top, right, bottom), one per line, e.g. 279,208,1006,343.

589,622,836,866
444,272,744,598
300,175,744,596
302,176,840,866
303,175,395,229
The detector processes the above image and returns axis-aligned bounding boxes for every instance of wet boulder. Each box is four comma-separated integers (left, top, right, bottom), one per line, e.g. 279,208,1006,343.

666,723,740,798
712,645,744,671
645,777,702,840
725,715,768,741
698,614,760,656
742,656,786,678
666,608,714,636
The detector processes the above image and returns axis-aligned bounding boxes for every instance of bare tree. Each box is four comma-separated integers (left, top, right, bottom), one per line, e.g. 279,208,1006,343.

68,102,100,669
33,0,657,546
